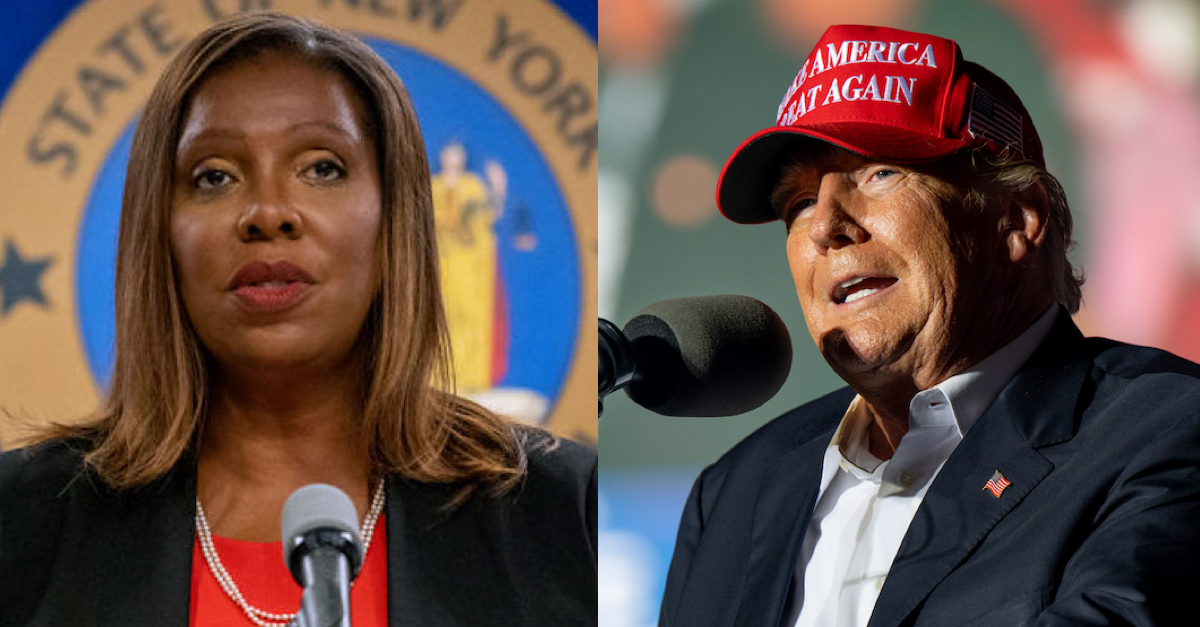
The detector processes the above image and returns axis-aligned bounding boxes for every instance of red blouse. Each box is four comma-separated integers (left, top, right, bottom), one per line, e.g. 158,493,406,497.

190,516,389,626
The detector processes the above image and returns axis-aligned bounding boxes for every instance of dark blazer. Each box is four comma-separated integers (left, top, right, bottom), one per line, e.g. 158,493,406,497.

660,309,1200,627
0,436,597,626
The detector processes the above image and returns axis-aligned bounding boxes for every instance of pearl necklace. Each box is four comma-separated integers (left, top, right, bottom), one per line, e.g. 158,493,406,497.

195,480,387,627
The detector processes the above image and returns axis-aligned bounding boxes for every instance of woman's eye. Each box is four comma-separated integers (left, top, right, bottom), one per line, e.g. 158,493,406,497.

194,169,233,189
308,159,346,181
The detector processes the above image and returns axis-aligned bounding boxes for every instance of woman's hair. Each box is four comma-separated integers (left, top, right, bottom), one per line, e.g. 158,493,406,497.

43,12,537,498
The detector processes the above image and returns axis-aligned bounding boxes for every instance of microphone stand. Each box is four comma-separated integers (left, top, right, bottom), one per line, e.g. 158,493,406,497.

598,318,634,418
287,545,353,627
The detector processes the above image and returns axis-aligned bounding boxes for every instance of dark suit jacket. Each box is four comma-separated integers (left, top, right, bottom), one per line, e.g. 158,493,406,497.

660,309,1200,627
0,436,597,626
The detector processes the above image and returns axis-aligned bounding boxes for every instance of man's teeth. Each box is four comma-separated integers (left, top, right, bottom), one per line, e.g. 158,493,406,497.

840,277,867,289
844,287,880,303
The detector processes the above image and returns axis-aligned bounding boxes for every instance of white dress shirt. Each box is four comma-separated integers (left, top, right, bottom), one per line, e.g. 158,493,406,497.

786,306,1057,627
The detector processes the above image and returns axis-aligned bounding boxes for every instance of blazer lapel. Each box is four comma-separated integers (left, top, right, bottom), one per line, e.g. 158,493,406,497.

866,404,1053,627
384,476,457,627
53,463,196,626
734,425,838,627
867,311,1088,627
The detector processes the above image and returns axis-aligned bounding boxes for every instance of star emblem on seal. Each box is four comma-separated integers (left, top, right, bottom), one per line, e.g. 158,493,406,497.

0,238,53,316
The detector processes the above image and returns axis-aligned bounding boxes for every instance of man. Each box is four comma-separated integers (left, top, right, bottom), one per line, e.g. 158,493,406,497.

659,24,1200,627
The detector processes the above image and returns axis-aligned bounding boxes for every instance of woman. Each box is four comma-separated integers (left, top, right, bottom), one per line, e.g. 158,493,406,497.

0,13,596,627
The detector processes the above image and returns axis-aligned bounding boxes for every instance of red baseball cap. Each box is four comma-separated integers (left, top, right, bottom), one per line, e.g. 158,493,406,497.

717,24,1045,224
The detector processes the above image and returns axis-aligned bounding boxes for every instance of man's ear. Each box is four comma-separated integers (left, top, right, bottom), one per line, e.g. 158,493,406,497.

1004,179,1050,264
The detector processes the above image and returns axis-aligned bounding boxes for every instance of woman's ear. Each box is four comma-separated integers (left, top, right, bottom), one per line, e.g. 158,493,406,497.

1004,179,1050,264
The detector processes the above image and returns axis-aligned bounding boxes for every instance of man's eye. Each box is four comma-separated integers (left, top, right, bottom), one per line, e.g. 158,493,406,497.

784,198,817,223
793,197,817,213
871,169,898,181
308,160,346,181
194,169,233,189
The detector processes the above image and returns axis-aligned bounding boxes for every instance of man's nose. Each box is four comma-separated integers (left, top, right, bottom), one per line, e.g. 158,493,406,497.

236,179,303,241
806,174,866,250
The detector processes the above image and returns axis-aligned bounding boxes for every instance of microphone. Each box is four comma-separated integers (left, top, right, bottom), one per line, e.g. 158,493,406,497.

599,295,792,417
282,484,363,627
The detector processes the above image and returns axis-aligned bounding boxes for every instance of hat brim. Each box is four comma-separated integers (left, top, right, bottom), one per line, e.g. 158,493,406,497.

716,124,966,224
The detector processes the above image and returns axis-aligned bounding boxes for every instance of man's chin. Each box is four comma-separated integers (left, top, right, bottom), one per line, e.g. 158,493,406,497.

818,328,908,380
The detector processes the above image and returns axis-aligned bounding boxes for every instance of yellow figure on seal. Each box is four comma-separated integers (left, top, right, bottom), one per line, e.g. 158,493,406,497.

431,142,506,393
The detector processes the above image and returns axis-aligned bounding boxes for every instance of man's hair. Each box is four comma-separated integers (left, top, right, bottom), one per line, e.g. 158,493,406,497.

945,150,1084,314
771,142,1084,314
35,13,541,500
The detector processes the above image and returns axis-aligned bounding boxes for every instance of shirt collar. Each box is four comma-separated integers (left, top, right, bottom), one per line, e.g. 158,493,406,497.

829,395,885,477
925,305,1058,438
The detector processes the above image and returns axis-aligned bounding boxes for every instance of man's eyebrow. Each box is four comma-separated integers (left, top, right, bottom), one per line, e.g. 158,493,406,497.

770,160,810,218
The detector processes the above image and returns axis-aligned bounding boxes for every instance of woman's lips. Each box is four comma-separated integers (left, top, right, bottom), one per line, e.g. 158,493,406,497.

228,260,316,312
232,281,312,312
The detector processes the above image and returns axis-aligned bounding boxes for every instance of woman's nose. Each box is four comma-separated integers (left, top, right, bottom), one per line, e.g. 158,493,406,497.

236,181,303,241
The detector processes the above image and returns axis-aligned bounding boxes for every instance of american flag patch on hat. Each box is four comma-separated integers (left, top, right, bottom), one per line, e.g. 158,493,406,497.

968,85,1024,156
983,470,1012,498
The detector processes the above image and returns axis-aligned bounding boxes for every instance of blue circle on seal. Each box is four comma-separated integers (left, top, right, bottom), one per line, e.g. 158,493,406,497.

76,38,581,406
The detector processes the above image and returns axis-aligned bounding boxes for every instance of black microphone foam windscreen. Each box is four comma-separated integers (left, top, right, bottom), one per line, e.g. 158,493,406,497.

622,295,792,417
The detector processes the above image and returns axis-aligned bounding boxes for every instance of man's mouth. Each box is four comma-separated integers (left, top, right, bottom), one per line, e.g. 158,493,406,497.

833,276,898,304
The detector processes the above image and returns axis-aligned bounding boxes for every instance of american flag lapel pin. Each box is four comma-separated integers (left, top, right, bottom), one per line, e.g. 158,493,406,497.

983,470,1011,498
